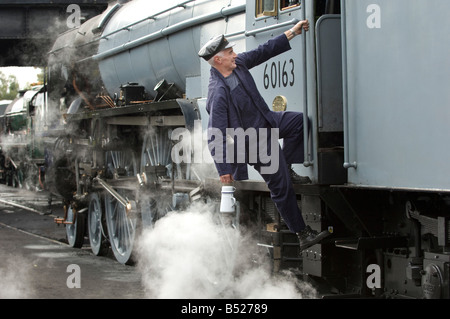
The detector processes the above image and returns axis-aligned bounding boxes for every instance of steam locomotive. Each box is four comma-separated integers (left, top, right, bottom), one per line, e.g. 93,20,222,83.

1,0,449,299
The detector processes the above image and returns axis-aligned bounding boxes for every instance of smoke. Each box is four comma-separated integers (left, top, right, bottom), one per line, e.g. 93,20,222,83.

136,201,317,299
0,134,19,156
0,255,34,299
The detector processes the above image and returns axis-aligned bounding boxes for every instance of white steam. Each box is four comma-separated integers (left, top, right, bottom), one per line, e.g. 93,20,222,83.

136,201,317,299
0,255,33,299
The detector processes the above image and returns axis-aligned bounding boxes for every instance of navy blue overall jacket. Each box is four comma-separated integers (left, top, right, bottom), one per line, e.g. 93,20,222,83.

206,34,292,180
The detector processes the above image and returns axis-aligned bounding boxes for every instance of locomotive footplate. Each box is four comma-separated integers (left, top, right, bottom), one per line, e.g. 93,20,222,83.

64,99,191,122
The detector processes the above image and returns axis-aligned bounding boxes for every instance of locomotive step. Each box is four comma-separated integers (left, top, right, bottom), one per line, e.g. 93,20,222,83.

335,236,408,250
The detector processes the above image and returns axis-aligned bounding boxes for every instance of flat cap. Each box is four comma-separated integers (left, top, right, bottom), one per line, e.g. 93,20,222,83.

198,35,235,61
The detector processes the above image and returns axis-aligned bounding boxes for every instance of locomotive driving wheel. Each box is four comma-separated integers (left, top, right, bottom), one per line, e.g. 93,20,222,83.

104,189,137,264
139,126,175,225
66,204,86,248
140,127,172,177
104,149,138,264
88,192,109,256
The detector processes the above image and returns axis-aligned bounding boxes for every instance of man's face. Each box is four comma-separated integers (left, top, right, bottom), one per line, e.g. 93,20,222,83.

218,48,237,72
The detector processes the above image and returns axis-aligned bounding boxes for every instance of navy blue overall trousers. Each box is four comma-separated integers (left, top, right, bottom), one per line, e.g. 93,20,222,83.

251,111,307,233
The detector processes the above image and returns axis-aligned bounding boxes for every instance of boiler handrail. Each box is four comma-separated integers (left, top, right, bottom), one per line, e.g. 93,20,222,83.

98,0,196,38
93,4,245,61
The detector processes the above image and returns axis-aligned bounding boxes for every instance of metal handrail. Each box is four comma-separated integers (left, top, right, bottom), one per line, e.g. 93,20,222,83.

301,1,313,167
92,3,122,35
98,0,196,39
341,0,357,169
245,18,299,37
93,4,245,61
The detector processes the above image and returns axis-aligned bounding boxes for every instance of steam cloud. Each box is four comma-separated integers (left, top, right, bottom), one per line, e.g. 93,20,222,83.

136,201,317,299
0,255,33,299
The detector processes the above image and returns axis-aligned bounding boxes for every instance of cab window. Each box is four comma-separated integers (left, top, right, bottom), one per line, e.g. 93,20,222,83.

280,1,300,11
256,0,277,17
256,0,301,17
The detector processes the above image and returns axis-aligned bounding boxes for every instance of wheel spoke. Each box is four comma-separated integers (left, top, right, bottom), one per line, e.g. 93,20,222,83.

88,193,108,256
141,127,172,174
103,148,137,264
106,150,137,178
112,199,131,255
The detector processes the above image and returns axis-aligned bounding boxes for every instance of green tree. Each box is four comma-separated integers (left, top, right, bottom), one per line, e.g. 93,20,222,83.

37,68,45,84
0,71,20,100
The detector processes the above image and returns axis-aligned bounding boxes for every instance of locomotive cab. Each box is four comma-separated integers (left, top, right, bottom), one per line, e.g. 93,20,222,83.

246,0,344,185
